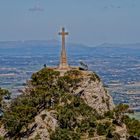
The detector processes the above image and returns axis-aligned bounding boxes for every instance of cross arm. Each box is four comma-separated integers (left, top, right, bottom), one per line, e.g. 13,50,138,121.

58,32,69,35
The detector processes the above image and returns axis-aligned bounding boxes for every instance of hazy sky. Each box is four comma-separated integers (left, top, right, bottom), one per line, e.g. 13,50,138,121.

0,0,140,45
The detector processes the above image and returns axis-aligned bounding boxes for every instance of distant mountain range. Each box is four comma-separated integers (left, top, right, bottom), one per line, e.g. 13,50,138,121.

97,42,140,48
0,40,88,49
0,40,140,48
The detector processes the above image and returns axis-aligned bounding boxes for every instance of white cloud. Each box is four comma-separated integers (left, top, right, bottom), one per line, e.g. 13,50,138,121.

29,6,44,12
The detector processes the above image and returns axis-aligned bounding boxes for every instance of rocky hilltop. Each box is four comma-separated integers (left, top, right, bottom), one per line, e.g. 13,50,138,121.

22,69,115,140
0,68,134,140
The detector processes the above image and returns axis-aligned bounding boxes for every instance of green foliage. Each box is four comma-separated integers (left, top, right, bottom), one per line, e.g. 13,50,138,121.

104,111,115,119
31,68,60,87
34,133,41,140
65,69,82,77
97,122,114,136
113,104,140,138
2,96,37,136
122,115,140,137
90,72,101,82
50,128,80,140
0,88,11,109
0,88,10,103
62,70,82,92
115,104,129,114
114,104,130,122
0,88,10,96
97,123,107,135
0,136,5,140
56,95,97,134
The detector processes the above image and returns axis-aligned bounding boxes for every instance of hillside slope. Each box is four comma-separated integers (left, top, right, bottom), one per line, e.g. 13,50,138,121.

0,68,129,140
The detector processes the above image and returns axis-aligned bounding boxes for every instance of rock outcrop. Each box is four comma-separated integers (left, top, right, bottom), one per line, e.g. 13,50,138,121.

23,110,57,140
74,71,114,115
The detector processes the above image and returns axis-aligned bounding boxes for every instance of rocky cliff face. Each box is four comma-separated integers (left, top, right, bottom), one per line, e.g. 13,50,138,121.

73,71,114,115
26,110,57,140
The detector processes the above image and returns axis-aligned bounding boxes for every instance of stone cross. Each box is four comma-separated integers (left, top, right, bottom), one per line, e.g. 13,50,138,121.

58,27,69,69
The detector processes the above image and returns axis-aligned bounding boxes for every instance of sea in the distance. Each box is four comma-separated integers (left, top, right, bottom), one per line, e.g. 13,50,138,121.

0,41,140,119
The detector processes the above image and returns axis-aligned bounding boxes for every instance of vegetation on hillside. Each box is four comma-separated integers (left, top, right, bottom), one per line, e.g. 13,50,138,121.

0,88,11,112
122,115,140,137
0,68,140,139
0,88,10,107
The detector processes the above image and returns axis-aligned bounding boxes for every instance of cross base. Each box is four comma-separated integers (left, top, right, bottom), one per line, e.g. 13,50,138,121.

59,64,70,70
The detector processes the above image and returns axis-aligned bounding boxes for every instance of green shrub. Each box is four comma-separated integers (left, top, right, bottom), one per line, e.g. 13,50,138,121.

50,128,80,140
0,88,11,107
90,72,101,82
122,115,140,137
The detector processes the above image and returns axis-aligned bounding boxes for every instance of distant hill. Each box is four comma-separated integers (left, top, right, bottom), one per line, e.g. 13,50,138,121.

0,40,140,49
0,40,58,48
96,42,140,48
0,40,89,49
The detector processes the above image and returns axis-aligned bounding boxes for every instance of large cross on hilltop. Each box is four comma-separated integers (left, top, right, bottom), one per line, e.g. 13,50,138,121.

58,27,69,70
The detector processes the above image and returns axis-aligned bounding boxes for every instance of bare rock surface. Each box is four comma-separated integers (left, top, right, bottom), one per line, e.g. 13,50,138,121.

21,110,57,140
74,71,114,115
